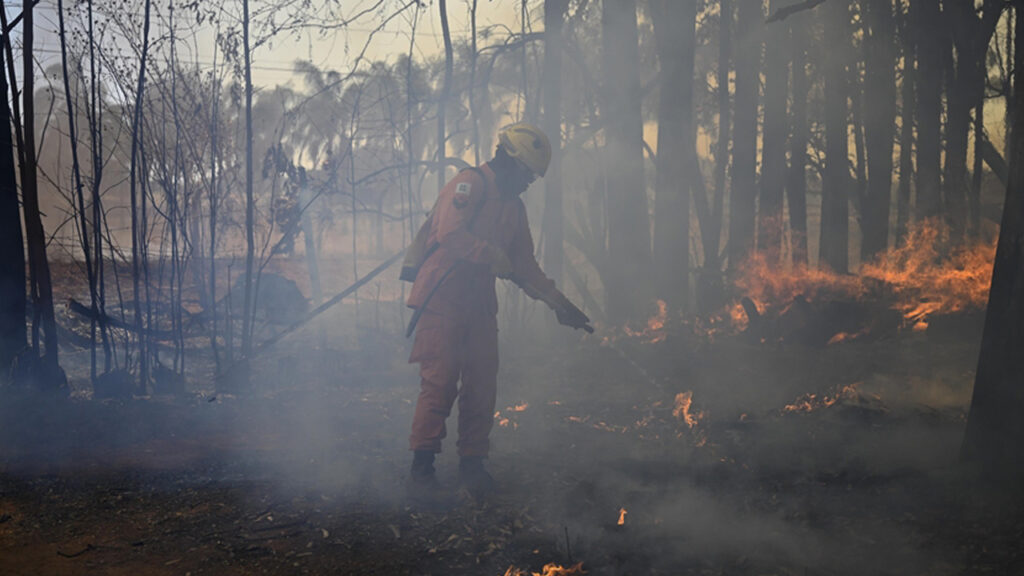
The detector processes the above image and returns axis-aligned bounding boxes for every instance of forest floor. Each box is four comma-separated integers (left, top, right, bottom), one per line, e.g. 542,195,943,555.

2,261,1024,575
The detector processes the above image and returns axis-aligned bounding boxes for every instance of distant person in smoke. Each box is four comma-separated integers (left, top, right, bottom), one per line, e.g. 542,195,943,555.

401,123,592,500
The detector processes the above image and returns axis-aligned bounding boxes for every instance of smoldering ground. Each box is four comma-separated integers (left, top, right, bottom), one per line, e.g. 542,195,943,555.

0,295,1017,575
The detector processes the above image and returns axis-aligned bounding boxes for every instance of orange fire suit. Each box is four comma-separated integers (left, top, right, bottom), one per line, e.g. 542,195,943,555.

407,164,557,457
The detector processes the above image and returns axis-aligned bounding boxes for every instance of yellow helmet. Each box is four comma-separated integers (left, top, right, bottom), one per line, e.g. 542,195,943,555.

497,123,552,177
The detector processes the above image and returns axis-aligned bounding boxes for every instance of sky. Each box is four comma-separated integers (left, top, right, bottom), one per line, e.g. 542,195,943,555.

7,0,527,90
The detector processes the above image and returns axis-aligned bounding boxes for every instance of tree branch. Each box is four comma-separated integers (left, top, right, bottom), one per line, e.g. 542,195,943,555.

766,0,828,24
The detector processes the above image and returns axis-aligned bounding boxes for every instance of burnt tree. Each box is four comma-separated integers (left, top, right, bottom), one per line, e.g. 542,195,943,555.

0,44,25,374
895,0,915,246
240,0,256,369
729,0,762,271
602,0,652,323
19,0,60,376
913,0,943,220
861,0,897,261
651,0,696,311
759,0,789,262
707,0,732,275
943,0,1002,239
541,0,569,289
129,0,154,392
787,6,810,266
820,0,850,273
962,2,1024,480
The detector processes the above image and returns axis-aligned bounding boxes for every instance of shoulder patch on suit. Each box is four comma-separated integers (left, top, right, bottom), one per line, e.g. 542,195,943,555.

453,181,472,209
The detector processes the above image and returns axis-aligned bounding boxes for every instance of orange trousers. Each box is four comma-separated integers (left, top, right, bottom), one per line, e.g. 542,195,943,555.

408,308,499,457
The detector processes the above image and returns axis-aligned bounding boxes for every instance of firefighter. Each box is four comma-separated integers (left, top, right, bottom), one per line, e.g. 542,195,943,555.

405,123,591,499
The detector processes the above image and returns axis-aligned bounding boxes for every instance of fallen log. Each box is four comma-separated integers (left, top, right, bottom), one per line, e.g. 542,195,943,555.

66,298,178,340
741,294,901,347
216,251,403,384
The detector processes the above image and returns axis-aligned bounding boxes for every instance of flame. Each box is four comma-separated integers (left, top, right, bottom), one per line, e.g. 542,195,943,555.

827,330,868,345
718,220,994,333
860,220,995,324
783,383,862,413
672,391,703,429
503,563,587,576
617,508,627,525
494,411,517,429
592,421,629,433
648,300,667,332
733,254,865,320
623,300,669,343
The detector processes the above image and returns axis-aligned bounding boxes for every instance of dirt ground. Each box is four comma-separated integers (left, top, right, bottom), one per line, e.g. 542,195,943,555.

2,270,1024,575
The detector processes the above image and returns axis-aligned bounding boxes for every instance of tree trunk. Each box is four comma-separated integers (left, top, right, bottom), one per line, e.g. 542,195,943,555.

1006,5,1014,145
0,45,25,374
20,0,59,373
58,0,97,383
437,0,453,194
129,0,153,392
209,41,222,373
972,96,984,238
469,0,480,166
300,177,322,309
895,0,914,246
820,0,850,273
542,0,569,289
86,0,111,372
787,8,809,266
651,0,695,312
240,0,255,367
759,0,789,262
913,0,943,220
945,9,971,239
729,0,762,272
862,0,897,261
961,3,1024,479
708,0,732,273
602,0,652,323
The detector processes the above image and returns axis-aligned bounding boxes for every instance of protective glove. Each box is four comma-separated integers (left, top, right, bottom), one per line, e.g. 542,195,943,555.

552,293,593,333
483,244,514,279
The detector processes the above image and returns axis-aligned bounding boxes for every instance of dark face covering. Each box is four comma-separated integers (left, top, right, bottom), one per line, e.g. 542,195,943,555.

489,148,537,198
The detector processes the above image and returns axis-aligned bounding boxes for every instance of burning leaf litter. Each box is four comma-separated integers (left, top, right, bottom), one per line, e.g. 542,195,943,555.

672,391,704,429
623,299,669,343
732,220,994,334
781,382,886,414
503,562,587,576
603,221,995,344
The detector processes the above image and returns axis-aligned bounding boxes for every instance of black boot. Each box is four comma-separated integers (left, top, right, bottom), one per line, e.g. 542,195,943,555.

410,450,436,480
406,451,447,506
459,456,495,498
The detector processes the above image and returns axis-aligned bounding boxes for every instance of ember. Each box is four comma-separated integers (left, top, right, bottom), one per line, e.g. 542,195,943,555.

623,299,668,343
782,383,863,413
503,562,587,576
672,391,703,429
617,507,627,526
495,411,517,429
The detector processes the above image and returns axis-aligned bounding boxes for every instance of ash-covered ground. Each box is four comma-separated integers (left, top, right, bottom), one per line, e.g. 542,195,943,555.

1,295,1021,575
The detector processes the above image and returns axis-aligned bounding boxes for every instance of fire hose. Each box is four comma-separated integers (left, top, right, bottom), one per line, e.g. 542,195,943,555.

405,264,594,338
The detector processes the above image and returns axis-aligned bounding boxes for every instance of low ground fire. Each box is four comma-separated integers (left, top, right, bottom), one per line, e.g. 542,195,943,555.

4,1,1024,574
